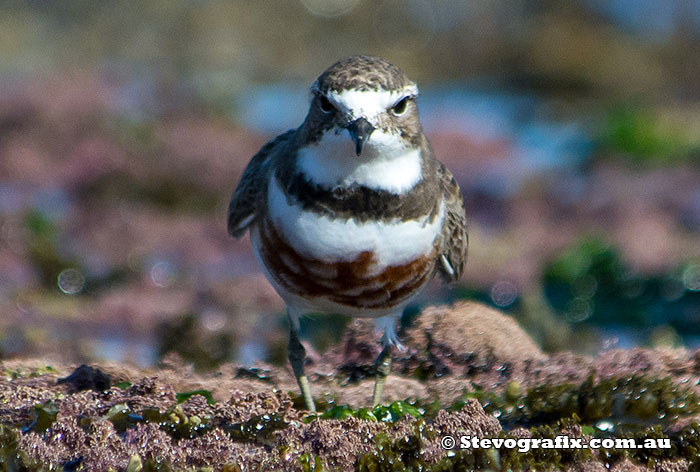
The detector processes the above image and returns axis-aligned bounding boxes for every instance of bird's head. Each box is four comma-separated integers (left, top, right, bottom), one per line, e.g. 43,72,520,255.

301,56,423,158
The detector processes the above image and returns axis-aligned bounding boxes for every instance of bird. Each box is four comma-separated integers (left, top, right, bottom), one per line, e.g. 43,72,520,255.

228,56,467,412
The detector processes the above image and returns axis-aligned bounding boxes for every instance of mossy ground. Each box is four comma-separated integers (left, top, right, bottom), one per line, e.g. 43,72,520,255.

2,302,700,471
1,353,698,471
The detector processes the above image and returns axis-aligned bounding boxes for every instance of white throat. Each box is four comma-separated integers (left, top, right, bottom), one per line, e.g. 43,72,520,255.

296,130,422,194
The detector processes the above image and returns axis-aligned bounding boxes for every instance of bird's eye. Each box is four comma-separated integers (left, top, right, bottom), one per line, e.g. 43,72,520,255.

319,95,335,114
391,97,409,116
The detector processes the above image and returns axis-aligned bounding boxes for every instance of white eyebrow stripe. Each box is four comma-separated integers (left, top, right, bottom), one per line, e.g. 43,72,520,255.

329,84,418,119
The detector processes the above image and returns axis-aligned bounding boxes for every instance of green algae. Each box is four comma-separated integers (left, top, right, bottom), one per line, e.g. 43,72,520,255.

298,452,324,472
227,412,289,445
141,404,211,440
312,401,423,423
305,375,700,436
175,389,215,405
354,375,700,470
3,374,700,470
358,419,436,472
22,401,59,433
125,454,143,472
358,432,429,472
24,210,79,289
290,390,338,412
600,105,698,166
455,375,700,430
356,417,670,471
101,403,212,440
543,237,700,342
221,464,243,472
0,424,21,471
123,455,224,472
3,365,57,381
0,422,69,472
356,417,590,472
103,402,131,424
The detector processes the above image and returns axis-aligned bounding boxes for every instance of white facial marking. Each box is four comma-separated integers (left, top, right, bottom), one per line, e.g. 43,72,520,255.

329,85,417,125
296,131,422,193
266,176,443,269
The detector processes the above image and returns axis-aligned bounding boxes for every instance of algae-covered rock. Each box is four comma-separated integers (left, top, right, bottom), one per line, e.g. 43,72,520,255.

2,303,700,470
405,301,547,365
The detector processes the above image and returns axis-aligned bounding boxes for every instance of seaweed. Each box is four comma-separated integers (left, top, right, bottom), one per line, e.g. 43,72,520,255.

307,401,423,423
175,389,216,405
453,375,700,431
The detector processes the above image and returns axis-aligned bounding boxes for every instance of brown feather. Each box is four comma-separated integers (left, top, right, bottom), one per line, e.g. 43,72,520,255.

258,216,437,309
436,162,468,282
227,129,295,238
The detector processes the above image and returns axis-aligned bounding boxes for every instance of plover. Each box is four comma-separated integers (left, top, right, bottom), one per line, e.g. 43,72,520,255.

228,56,467,412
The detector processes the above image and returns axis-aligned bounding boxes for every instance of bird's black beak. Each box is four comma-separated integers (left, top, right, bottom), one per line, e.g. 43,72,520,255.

347,117,375,156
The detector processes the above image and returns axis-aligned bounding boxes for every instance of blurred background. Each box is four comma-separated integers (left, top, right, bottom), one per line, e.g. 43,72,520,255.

1,0,700,369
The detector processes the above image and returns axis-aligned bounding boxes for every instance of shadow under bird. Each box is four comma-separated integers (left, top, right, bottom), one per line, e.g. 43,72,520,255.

228,55,467,412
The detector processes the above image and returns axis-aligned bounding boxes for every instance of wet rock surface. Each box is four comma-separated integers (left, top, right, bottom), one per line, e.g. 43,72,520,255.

2,302,699,471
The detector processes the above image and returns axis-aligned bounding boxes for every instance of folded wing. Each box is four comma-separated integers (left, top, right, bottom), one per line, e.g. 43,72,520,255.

436,162,468,282
228,130,295,238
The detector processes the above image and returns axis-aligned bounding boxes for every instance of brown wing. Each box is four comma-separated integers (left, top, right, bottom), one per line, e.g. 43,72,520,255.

227,129,295,238
436,162,468,282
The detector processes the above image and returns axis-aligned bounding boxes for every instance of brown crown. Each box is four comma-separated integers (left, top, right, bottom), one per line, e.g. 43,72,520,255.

312,56,414,94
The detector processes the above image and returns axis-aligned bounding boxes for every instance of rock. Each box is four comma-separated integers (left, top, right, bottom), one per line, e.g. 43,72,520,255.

57,364,111,392
610,458,648,472
654,460,689,472
319,375,429,406
430,398,501,438
325,300,545,382
404,301,546,365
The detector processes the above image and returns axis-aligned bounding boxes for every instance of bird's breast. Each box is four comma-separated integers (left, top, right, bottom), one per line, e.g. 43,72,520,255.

254,176,444,309
266,175,443,270
255,214,437,309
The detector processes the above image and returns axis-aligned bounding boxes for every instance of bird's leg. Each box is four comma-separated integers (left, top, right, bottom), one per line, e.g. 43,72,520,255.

288,323,316,413
371,342,393,407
